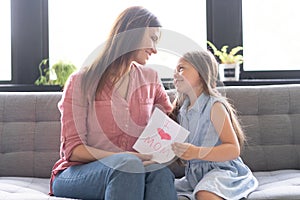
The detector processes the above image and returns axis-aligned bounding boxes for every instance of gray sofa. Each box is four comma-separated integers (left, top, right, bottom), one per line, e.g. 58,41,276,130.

0,84,300,200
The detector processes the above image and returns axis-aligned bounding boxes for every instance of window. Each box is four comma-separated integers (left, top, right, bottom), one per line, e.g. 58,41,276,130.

49,0,206,79
242,0,300,71
0,0,11,81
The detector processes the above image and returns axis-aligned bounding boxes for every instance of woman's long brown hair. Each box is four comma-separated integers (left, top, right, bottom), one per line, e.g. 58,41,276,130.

80,6,161,100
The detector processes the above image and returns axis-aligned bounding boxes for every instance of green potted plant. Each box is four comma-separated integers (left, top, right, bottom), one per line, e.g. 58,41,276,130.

207,41,243,81
35,59,77,89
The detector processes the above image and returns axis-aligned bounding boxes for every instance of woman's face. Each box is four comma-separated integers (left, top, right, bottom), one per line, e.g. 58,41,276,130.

132,27,160,65
173,58,203,95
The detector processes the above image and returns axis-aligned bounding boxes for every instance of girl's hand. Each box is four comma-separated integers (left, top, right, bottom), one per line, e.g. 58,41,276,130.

171,142,200,160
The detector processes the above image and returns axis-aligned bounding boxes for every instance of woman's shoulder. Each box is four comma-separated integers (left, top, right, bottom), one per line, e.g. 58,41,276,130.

62,70,85,93
131,62,159,84
66,69,88,85
69,69,84,79
132,62,158,76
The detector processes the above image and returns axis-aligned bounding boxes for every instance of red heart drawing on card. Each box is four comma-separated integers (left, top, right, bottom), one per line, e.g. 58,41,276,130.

157,128,171,140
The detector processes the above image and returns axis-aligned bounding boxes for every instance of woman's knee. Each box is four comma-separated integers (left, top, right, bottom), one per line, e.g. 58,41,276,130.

156,165,174,177
147,165,175,182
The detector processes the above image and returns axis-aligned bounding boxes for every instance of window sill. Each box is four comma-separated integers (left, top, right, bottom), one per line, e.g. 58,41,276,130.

222,79,300,86
162,78,300,89
0,84,62,92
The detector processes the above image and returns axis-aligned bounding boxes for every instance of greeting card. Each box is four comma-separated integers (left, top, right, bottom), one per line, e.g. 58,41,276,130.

133,107,189,163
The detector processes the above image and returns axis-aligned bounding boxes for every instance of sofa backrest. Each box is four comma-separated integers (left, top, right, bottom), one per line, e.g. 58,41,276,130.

222,84,300,171
0,92,62,178
0,84,299,178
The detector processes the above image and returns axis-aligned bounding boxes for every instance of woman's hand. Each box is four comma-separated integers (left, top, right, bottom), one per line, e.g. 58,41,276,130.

171,142,200,160
125,152,155,166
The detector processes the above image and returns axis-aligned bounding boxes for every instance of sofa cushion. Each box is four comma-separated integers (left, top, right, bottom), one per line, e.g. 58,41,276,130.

0,92,62,178
0,177,76,200
248,169,300,200
222,85,300,171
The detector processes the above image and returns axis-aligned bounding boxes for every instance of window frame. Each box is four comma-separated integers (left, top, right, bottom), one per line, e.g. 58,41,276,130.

2,0,300,86
207,0,300,80
0,0,11,83
0,0,48,84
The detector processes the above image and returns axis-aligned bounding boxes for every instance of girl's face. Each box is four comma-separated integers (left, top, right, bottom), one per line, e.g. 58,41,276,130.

174,58,203,95
132,27,159,65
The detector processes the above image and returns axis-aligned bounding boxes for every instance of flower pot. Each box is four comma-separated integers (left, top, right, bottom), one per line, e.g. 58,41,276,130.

218,63,240,81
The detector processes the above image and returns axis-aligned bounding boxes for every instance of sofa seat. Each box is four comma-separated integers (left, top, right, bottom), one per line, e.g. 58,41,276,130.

248,170,300,199
1,170,300,200
0,177,76,200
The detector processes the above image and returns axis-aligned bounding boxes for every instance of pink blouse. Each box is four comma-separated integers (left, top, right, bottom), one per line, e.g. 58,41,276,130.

50,63,172,194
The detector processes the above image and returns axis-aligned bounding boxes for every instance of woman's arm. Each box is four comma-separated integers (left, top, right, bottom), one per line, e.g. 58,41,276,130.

69,144,115,163
70,144,153,163
59,73,115,163
172,102,240,162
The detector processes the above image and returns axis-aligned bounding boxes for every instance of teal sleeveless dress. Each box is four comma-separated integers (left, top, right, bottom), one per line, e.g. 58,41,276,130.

175,93,258,200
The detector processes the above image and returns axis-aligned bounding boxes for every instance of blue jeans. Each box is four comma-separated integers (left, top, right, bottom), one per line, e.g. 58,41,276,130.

52,153,177,200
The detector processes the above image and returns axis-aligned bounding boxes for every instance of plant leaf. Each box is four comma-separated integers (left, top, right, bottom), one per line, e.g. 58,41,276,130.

207,41,222,56
229,46,243,56
221,45,229,54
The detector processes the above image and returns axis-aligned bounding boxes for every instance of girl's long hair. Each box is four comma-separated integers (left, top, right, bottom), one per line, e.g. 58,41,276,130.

80,6,161,99
171,50,246,148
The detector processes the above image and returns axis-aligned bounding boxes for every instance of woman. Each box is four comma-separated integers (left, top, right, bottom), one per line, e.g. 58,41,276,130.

50,6,177,200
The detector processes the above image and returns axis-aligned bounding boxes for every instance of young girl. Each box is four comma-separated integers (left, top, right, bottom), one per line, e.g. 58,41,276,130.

171,50,258,200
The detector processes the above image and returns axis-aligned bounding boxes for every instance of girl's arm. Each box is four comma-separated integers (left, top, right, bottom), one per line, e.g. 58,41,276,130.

172,102,240,162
